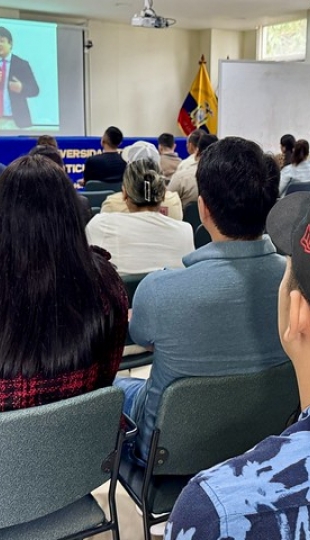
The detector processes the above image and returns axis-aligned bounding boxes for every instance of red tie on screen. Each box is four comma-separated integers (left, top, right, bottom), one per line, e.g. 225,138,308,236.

0,60,6,117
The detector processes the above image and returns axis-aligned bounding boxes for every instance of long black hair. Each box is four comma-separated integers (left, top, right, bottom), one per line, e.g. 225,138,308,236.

0,155,118,378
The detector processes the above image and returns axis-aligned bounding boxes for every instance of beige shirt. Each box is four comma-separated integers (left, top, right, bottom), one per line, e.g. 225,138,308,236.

176,153,196,171
160,152,182,180
168,161,198,208
100,190,183,220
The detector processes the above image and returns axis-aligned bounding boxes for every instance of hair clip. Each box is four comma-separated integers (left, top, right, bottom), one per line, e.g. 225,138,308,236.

144,180,151,202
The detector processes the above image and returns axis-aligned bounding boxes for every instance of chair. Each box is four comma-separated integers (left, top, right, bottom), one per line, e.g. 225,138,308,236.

182,201,201,232
83,189,115,215
120,273,154,372
286,181,310,195
86,180,123,192
118,362,299,540
0,386,136,540
194,223,211,248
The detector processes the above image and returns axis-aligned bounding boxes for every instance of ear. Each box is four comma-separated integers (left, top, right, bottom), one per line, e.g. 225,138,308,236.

122,186,127,201
198,195,210,225
284,290,310,342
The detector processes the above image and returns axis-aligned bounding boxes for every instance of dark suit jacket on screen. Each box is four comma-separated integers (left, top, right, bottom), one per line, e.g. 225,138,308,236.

8,54,39,128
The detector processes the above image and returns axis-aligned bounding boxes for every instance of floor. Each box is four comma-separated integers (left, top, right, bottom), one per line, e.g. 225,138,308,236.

88,365,165,540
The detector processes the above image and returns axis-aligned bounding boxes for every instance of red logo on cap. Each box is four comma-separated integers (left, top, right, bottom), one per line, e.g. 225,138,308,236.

300,224,310,254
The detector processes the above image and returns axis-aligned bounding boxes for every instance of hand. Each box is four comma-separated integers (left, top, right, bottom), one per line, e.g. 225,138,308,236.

9,77,23,94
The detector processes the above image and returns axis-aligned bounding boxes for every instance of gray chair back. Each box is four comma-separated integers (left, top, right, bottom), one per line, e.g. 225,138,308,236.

83,189,115,210
286,181,310,195
86,180,122,192
0,386,124,528
153,362,299,475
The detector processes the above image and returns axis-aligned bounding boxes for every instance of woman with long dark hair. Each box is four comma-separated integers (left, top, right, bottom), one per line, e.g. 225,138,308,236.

275,134,296,170
279,139,310,196
0,155,128,410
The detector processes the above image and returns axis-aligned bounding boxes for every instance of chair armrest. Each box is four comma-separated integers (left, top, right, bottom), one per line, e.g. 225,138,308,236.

122,413,138,441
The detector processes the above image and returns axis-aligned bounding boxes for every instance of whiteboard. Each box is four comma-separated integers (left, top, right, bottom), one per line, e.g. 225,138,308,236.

218,60,310,154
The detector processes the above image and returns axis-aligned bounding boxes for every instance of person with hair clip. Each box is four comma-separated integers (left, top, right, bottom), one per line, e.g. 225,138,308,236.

0,155,128,411
86,158,194,275
279,138,310,197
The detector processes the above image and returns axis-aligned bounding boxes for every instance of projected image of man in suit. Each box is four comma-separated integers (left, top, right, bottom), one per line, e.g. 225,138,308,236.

0,26,39,129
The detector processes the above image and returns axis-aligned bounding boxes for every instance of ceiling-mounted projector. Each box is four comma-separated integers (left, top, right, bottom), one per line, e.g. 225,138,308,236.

131,0,176,28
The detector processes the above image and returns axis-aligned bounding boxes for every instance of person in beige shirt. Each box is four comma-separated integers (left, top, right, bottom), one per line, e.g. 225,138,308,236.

176,128,204,172
158,132,182,180
168,133,218,208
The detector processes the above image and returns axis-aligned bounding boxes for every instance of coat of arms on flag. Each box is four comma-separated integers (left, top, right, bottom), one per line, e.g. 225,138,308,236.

178,55,218,136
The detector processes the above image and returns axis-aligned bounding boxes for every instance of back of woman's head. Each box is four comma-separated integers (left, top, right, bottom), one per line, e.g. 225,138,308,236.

280,134,296,167
292,139,309,166
29,144,64,168
123,158,166,207
0,155,112,378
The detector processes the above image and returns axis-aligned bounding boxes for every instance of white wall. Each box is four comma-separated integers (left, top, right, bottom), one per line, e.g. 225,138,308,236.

88,20,200,136
209,29,244,90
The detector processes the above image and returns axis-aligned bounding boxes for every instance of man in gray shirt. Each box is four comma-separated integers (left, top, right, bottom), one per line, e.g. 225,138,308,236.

116,137,288,462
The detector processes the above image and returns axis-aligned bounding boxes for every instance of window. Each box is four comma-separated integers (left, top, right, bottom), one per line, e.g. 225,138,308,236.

261,19,307,61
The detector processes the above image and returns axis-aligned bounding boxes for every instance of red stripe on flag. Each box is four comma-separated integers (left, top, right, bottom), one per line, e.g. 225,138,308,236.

178,108,196,136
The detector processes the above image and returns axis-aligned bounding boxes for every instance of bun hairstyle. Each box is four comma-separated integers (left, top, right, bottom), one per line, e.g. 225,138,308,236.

292,139,309,166
123,158,166,207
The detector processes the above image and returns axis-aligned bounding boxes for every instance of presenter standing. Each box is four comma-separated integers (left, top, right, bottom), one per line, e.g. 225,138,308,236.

0,27,39,129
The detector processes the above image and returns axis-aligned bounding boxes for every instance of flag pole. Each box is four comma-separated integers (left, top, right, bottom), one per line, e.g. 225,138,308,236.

199,54,206,65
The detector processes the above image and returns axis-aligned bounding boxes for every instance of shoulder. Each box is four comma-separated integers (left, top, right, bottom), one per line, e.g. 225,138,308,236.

10,54,28,67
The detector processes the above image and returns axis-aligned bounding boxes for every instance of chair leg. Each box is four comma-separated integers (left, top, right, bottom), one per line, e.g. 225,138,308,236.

142,500,152,540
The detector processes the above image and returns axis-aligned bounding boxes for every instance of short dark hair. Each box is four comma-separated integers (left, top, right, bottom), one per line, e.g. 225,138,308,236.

188,129,204,147
104,126,123,148
197,133,218,156
0,27,12,44
197,136,280,239
37,135,58,148
158,133,175,149
29,144,64,168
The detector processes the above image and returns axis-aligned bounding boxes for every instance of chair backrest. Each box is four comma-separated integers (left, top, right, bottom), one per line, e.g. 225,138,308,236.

194,224,212,249
0,386,124,528
286,181,310,195
183,201,201,231
152,362,299,476
86,180,123,192
121,273,149,307
83,189,115,209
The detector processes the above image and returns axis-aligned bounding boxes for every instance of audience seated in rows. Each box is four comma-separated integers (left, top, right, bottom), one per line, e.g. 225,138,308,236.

83,125,126,185
168,133,218,208
101,140,183,220
279,138,310,197
86,155,194,275
274,133,296,170
115,136,288,463
165,191,310,540
157,132,182,180
0,155,128,411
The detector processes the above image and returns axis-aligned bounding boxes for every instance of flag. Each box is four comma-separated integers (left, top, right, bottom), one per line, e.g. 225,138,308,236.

178,55,218,135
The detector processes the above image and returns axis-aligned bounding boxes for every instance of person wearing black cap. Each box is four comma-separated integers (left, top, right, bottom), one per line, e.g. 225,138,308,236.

164,191,310,540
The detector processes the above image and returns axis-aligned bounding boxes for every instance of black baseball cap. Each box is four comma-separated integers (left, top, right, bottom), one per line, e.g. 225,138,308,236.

266,192,310,300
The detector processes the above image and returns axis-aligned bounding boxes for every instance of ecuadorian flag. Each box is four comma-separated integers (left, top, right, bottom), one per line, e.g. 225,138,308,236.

178,55,218,136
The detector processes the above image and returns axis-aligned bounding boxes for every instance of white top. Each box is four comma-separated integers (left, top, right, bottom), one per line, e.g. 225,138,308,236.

279,160,310,197
100,190,183,220
176,153,196,171
86,211,194,275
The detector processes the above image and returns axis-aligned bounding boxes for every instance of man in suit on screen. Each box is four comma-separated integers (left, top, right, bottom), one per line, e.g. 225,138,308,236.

0,26,39,129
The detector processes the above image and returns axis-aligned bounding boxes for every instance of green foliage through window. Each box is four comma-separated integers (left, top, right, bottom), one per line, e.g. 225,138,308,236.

262,19,306,60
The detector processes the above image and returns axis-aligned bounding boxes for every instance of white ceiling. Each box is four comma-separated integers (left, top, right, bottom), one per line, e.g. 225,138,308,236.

1,0,310,31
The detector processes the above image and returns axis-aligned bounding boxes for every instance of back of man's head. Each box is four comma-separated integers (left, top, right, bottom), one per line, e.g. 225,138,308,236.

197,136,280,240
158,133,175,150
103,126,123,149
197,133,218,157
